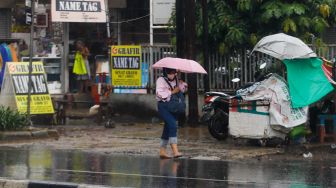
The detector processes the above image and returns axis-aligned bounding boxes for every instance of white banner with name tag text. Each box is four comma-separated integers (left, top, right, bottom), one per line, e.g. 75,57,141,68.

51,0,107,23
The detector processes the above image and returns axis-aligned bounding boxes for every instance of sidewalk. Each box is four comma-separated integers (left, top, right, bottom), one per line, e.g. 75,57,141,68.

0,128,59,141
0,178,108,188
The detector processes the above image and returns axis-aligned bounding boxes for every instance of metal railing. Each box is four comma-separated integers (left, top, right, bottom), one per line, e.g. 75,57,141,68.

142,45,336,92
142,45,175,92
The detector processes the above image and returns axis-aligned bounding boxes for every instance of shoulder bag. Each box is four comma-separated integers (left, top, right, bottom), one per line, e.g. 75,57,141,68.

163,77,186,114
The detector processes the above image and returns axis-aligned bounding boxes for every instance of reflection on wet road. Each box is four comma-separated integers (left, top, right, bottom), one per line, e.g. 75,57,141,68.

0,147,335,187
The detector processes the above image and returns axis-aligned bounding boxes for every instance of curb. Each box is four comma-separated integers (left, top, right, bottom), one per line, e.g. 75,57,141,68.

0,179,109,188
0,129,59,141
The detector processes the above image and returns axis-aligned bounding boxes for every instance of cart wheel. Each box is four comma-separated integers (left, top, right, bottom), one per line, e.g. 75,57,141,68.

105,119,115,128
56,109,66,125
258,139,267,147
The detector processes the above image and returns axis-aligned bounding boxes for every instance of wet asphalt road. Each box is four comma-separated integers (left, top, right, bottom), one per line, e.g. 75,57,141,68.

0,147,335,187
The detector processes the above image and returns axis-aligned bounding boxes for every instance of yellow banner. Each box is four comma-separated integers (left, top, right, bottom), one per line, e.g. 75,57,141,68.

15,95,54,114
111,45,141,56
7,62,54,114
111,45,142,87
8,62,45,74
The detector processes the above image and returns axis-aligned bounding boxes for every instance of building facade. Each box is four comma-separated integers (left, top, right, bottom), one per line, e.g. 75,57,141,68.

0,0,173,94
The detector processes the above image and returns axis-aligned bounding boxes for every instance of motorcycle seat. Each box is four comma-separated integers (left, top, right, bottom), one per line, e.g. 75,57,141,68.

205,91,232,97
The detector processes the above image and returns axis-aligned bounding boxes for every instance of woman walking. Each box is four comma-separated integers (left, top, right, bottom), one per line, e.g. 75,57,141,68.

156,68,187,159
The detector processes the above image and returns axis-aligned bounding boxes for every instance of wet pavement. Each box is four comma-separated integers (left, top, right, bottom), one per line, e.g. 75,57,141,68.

0,123,290,161
0,147,336,187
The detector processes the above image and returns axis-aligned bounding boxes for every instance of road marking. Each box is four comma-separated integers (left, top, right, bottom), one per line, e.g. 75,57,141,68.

57,169,318,186
56,169,258,184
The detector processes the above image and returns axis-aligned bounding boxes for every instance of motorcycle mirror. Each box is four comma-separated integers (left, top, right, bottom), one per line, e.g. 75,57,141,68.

259,62,267,69
232,78,240,82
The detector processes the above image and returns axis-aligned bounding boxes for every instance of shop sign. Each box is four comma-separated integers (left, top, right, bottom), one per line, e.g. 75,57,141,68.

111,45,142,87
25,0,32,25
51,0,107,23
6,62,54,114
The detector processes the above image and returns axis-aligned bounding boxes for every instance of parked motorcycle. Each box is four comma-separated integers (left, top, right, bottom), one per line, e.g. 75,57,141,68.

201,63,287,143
200,90,231,140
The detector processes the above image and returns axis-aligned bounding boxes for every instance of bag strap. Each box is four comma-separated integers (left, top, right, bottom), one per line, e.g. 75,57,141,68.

163,76,178,90
163,77,173,90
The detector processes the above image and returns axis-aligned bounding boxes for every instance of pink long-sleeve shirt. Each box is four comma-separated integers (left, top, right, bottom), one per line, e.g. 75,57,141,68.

156,77,187,102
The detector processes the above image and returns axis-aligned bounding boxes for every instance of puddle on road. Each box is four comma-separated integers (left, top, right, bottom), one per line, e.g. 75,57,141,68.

0,147,334,187
178,126,210,140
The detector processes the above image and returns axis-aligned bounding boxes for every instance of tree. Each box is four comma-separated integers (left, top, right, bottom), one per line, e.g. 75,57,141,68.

170,0,336,122
192,0,336,53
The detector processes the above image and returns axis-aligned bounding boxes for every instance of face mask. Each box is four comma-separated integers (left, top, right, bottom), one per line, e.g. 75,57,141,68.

167,73,175,80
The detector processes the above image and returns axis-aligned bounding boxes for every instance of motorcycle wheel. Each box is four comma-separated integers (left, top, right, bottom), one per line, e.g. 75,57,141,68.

208,112,229,140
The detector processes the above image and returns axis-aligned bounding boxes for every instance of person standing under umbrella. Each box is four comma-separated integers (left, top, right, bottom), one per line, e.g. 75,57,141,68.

156,68,186,159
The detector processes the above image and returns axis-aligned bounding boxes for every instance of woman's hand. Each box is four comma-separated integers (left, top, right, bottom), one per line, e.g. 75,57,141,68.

179,79,188,93
171,87,180,94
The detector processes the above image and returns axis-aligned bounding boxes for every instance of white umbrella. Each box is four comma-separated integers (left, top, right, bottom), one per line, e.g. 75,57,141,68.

252,33,317,60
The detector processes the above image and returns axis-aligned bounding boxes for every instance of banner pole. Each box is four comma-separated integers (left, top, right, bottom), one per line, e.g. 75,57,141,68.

149,0,154,93
27,0,35,125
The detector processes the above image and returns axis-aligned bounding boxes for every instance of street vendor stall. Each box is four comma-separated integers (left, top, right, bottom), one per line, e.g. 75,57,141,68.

252,33,333,108
252,33,335,143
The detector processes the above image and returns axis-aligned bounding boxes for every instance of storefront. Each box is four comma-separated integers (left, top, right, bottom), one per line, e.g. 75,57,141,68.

2,0,173,97
6,0,151,95
0,1,15,38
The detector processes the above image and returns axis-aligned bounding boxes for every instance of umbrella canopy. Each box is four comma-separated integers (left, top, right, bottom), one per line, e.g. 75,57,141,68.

152,57,207,74
252,33,317,60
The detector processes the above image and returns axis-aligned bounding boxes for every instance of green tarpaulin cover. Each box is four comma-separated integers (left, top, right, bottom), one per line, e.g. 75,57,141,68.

283,58,334,108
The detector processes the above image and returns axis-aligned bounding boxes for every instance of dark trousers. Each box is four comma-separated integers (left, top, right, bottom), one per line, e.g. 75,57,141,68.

158,102,177,140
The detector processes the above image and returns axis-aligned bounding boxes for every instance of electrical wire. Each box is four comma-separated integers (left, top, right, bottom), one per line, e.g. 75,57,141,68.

97,7,150,24
109,14,150,24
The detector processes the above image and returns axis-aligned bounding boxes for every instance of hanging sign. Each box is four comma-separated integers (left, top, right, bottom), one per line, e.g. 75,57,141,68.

111,45,142,87
152,0,175,24
51,0,107,23
6,62,54,114
25,0,32,25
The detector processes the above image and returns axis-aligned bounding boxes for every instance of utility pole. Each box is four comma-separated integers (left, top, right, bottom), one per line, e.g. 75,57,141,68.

202,0,210,92
105,0,111,38
184,0,198,124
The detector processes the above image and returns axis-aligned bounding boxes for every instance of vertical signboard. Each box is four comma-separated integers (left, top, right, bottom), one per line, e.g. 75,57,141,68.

6,62,54,114
111,45,142,87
